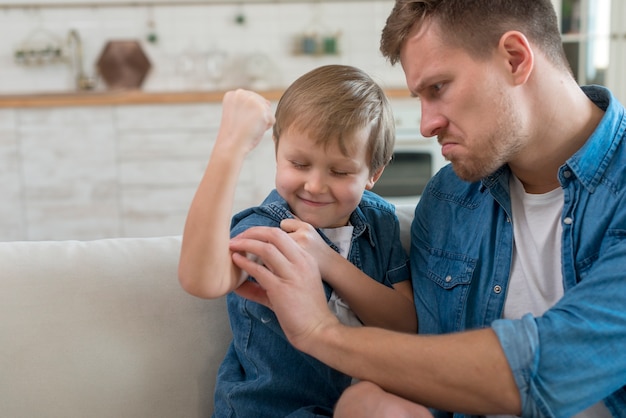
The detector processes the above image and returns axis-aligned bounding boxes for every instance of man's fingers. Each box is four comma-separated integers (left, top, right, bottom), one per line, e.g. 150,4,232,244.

232,271,272,308
231,226,302,265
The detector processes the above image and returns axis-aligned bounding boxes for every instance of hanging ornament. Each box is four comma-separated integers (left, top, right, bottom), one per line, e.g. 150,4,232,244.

146,6,158,44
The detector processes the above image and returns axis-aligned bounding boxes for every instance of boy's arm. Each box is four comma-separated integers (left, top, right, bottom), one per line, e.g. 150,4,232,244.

178,90,274,299
280,219,417,333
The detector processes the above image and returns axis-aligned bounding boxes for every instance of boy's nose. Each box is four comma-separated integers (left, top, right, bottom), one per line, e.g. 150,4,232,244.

304,171,326,194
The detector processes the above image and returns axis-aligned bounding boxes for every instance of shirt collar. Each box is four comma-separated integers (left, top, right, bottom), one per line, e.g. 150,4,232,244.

566,85,625,193
481,85,624,195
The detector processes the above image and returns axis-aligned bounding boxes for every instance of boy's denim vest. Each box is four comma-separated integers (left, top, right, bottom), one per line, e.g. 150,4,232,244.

213,189,410,418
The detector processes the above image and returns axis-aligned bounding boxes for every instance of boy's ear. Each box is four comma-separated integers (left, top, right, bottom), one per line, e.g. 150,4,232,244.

273,135,279,152
365,166,385,190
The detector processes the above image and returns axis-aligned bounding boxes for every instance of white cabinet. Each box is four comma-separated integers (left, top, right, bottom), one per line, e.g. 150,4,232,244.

115,103,221,238
556,0,612,86
0,109,25,240
16,106,119,240
553,0,626,103
0,102,276,241
114,102,275,238
606,0,626,103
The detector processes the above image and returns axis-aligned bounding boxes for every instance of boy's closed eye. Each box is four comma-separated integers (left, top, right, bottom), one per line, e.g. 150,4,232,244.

290,161,309,169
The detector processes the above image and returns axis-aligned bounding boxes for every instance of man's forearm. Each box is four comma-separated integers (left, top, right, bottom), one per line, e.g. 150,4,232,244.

228,225,522,415
305,324,521,415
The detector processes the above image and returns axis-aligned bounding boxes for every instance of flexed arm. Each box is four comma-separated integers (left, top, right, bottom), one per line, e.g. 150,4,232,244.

178,90,275,299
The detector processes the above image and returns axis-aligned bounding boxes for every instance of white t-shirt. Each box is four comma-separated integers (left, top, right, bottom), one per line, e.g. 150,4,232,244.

320,225,362,327
489,175,611,418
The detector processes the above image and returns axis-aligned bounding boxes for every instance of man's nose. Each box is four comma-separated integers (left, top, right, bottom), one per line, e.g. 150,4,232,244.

420,104,447,138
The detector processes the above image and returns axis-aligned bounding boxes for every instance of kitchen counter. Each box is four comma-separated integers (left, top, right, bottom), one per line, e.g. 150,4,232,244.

0,88,411,108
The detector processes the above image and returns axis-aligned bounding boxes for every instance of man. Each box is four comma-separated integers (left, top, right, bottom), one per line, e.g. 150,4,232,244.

229,0,626,416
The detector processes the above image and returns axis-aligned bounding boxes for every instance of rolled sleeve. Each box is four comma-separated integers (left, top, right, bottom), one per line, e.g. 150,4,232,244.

492,315,545,417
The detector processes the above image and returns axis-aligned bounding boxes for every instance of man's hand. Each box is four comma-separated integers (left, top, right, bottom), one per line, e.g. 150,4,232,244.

229,226,340,349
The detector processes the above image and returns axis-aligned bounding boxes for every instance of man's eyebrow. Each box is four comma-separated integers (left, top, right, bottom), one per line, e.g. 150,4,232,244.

411,77,432,97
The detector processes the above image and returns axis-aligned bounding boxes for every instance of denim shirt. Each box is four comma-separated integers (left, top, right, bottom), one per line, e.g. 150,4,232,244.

213,189,410,418
412,86,626,418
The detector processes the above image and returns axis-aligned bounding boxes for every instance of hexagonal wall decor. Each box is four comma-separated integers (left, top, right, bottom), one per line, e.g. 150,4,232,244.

96,40,151,90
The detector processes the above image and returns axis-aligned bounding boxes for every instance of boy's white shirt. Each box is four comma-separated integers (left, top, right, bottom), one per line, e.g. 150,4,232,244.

320,225,363,328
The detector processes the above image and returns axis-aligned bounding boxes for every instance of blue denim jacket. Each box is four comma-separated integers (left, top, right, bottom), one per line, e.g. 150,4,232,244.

213,189,410,418
411,86,626,418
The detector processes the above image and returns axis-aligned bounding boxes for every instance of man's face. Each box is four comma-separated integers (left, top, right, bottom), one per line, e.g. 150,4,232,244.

399,20,525,182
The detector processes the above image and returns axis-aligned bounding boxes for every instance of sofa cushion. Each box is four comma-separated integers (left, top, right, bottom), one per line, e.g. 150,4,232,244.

0,236,230,418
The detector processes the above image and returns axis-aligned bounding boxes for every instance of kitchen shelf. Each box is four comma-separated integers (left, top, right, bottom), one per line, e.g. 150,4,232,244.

0,88,411,108
0,0,382,8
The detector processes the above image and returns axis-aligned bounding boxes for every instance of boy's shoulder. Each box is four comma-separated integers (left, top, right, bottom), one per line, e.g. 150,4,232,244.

356,191,399,226
230,190,290,235
358,190,396,214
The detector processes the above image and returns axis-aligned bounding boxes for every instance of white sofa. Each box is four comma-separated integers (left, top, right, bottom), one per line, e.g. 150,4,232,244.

0,205,414,418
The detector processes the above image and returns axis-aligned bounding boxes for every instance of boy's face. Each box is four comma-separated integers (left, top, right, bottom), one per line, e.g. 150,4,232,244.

274,126,383,228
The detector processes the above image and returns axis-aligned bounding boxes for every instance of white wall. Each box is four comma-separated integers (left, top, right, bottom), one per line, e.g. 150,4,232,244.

0,1,406,94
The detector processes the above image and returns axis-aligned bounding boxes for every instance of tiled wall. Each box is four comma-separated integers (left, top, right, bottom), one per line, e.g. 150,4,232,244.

0,1,405,94
0,1,414,241
0,102,278,241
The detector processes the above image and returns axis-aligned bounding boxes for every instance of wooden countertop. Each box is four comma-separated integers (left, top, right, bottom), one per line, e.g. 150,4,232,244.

0,88,412,108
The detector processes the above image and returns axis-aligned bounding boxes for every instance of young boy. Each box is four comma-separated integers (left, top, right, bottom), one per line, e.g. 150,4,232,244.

178,65,415,417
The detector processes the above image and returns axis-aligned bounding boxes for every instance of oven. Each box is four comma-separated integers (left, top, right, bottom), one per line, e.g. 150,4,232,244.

371,101,448,205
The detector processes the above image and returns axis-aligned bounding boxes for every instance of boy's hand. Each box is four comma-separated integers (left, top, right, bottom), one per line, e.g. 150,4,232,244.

280,218,335,278
215,89,275,156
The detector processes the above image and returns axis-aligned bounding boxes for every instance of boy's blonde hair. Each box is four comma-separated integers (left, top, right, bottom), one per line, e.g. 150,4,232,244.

273,65,395,174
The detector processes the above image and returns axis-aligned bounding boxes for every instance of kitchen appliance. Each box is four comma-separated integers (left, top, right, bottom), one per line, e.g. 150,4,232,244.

371,101,448,205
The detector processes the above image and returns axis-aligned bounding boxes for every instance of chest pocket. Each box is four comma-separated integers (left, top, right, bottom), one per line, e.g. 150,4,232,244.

424,248,476,332
427,248,475,288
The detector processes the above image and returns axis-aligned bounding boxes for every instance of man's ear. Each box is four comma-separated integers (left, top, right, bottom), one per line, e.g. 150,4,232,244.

499,30,534,85
365,166,385,190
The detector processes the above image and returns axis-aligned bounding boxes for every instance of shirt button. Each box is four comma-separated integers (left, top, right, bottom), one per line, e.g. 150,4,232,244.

494,285,502,294
563,170,572,178
445,275,452,283
563,217,573,225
